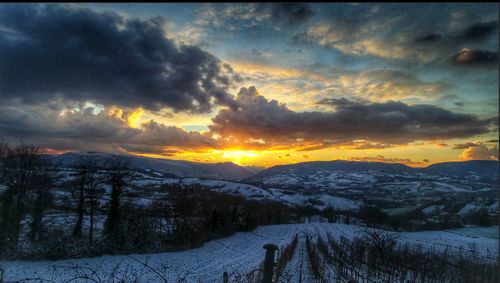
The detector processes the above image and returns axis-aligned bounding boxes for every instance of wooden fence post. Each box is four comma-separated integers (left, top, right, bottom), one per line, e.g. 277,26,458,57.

262,243,279,283
223,271,228,283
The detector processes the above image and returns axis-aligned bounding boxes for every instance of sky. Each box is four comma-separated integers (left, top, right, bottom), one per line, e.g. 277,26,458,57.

0,3,498,167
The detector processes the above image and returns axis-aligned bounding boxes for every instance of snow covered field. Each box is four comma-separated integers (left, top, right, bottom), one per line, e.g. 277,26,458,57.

1,223,497,282
447,225,499,239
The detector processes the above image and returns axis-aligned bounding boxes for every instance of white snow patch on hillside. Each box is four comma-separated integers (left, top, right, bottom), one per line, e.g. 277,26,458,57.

489,201,498,212
422,205,445,215
180,178,276,200
458,203,482,216
262,174,303,186
447,226,499,239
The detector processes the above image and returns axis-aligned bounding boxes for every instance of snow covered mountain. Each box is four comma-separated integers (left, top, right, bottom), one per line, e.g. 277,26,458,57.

248,160,499,186
49,152,254,180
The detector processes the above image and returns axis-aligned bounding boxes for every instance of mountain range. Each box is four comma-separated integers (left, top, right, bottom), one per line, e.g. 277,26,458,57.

49,152,499,182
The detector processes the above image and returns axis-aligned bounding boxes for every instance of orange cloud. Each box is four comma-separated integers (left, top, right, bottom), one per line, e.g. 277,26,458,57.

460,143,499,160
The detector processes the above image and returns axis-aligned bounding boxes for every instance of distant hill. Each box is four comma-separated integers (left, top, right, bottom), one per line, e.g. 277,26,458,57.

251,160,412,178
248,159,498,183
49,153,499,183
420,160,499,180
242,165,266,174
49,152,254,180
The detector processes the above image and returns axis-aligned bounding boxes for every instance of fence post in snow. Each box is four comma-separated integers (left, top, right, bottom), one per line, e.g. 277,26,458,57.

262,243,278,283
223,271,228,283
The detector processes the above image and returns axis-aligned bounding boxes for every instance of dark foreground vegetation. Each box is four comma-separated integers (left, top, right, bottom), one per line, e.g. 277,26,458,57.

0,143,301,260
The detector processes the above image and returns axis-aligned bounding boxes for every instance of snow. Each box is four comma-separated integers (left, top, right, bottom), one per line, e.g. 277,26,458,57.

180,178,277,201
447,226,499,239
489,201,499,212
273,193,359,211
279,235,316,283
432,182,470,193
1,224,300,282
458,203,483,216
131,177,177,186
422,204,445,215
315,195,360,210
2,223,497,282
399,229,498,257
262,174,302,186
177,178,359,211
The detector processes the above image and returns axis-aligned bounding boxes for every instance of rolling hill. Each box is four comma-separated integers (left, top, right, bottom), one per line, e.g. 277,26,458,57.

49,152,254,180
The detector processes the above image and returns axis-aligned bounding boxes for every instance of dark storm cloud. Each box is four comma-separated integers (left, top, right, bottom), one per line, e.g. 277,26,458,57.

451,49,498,66
0,103,217,155
317,98,364,107
196,3,315,31
295,4,498,63
117,144,181,156
413,21,498,67
414,34,444,45
458,21,498,42
296,5,369,47
411,21,499,68
210,87,496,147
0,4,237,113
414,21,498,45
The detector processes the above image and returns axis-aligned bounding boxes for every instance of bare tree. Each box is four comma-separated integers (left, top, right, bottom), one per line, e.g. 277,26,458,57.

360,228,399,266
0,143,49,255
0,140,9,184
28,163,58,242
86,161,101,244
72,156,99,239
104,156,132,248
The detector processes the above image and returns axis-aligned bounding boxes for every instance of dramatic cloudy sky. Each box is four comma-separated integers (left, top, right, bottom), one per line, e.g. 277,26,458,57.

0,3,498,167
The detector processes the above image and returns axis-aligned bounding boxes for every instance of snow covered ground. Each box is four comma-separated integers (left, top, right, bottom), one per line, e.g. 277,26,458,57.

279,235,316,283
1,223,497,282
447,225,499,239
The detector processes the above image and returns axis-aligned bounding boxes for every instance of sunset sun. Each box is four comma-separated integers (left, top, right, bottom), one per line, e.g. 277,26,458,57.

221,149,259,165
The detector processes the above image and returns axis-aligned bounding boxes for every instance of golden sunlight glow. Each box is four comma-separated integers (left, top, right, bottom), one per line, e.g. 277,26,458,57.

131,142,485,168
126,107,144,128
220,149,259,165
105,106,145,128
106,106,124,120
